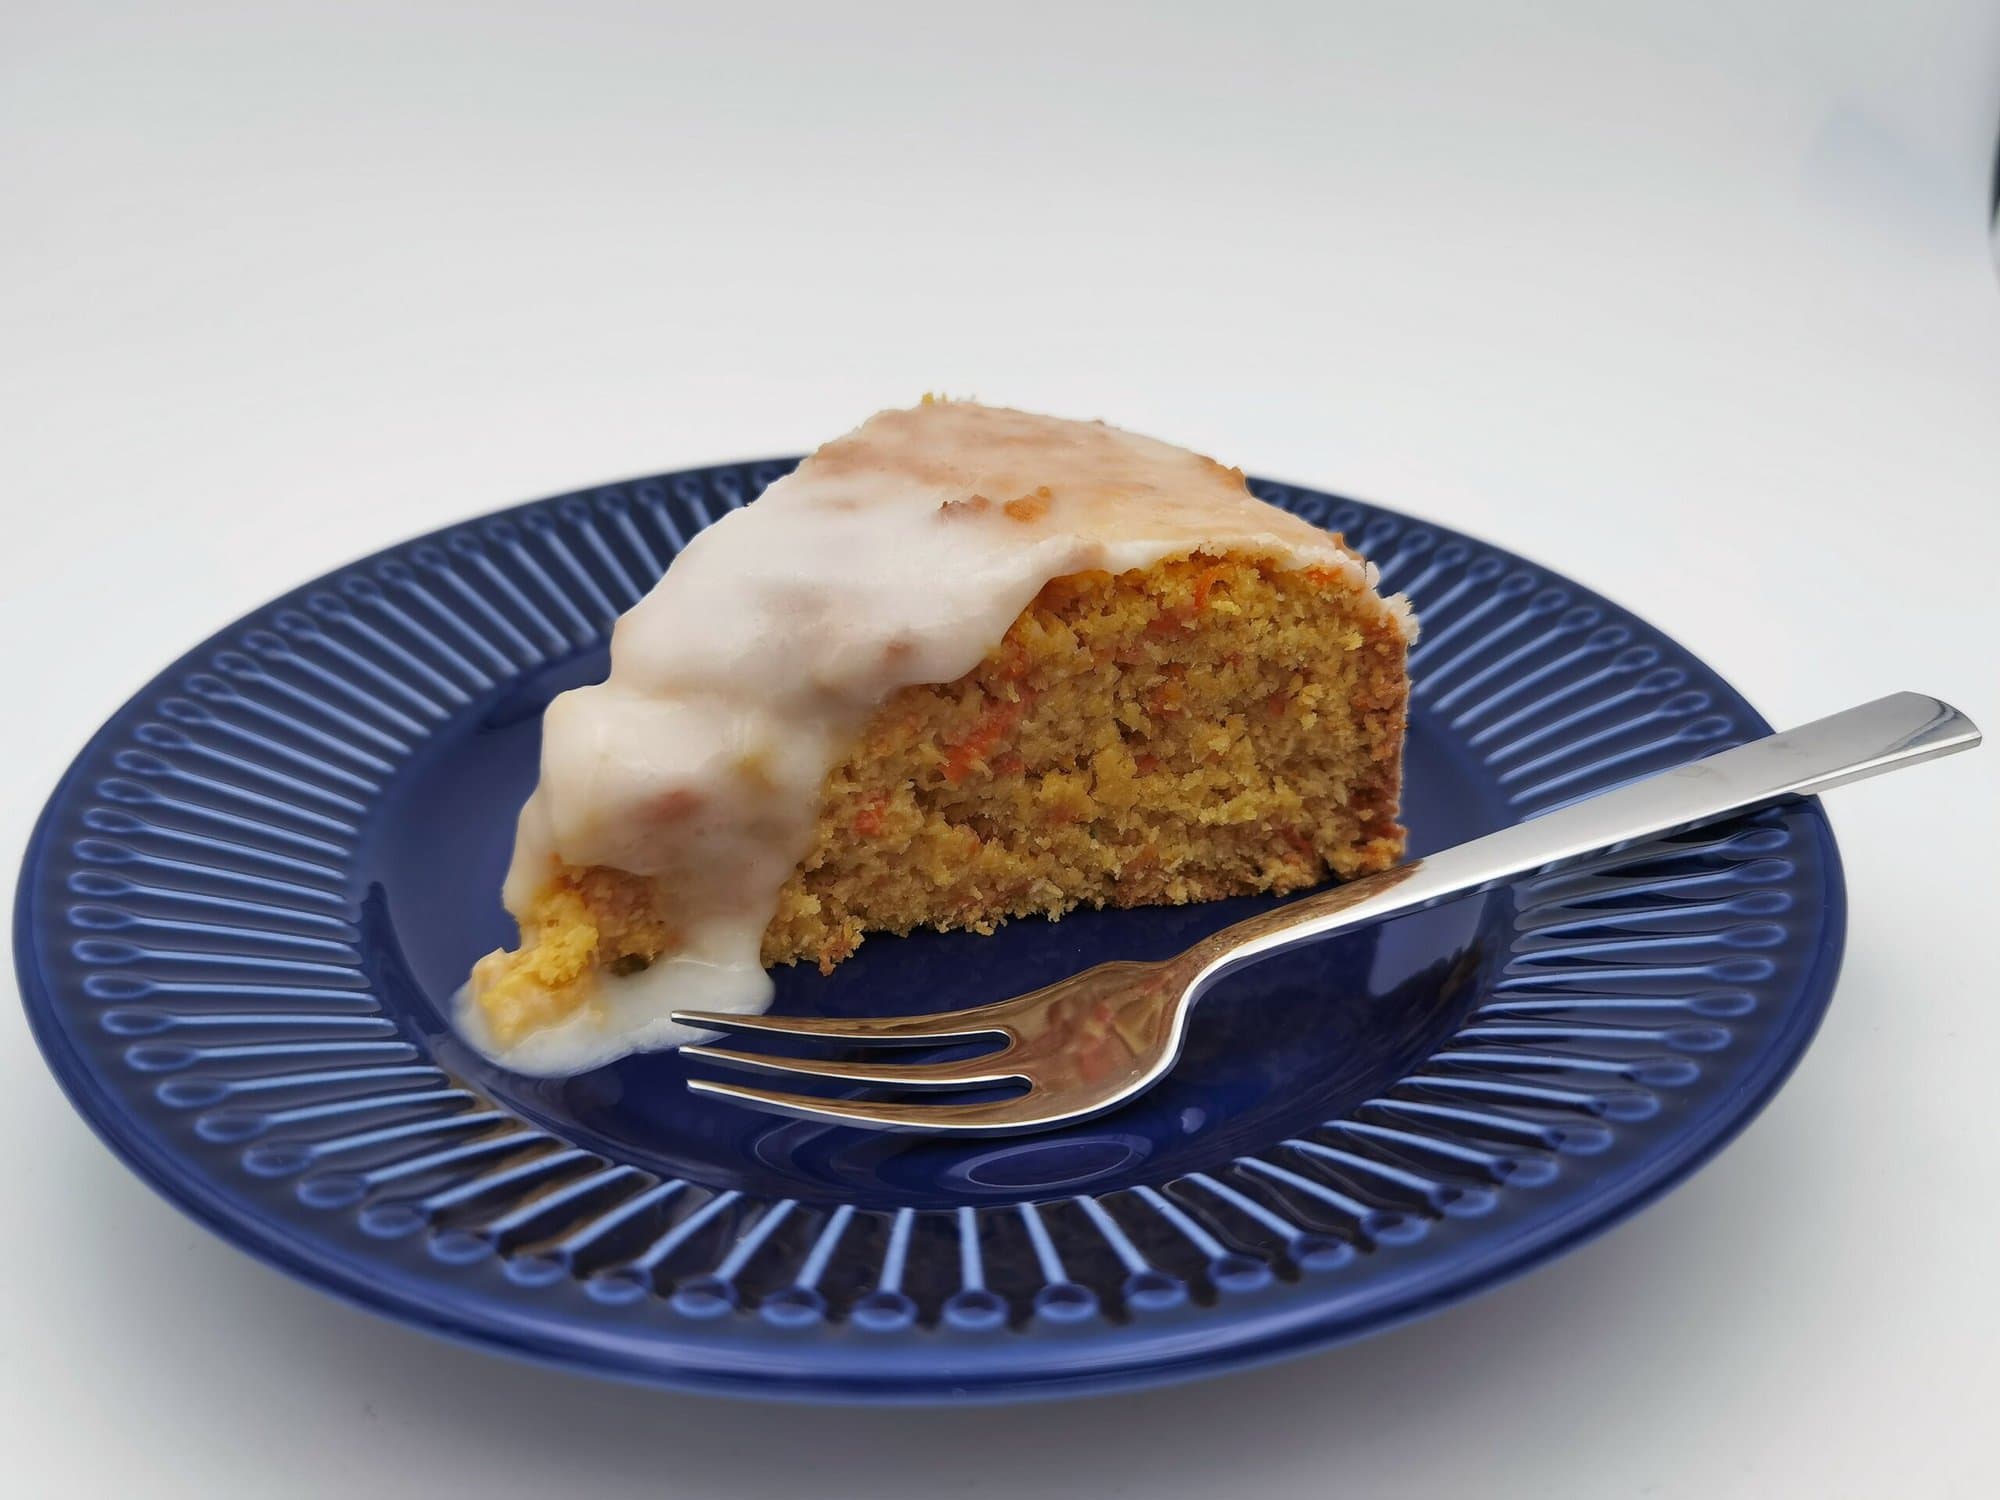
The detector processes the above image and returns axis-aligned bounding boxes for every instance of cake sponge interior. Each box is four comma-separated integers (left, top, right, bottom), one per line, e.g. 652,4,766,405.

473,552,1407,1045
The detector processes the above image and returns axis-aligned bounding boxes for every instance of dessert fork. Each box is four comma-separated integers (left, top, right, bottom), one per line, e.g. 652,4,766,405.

674,692,1979,1135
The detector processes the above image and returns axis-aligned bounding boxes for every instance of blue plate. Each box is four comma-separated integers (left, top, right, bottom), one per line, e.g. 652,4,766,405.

15,461,1844,1402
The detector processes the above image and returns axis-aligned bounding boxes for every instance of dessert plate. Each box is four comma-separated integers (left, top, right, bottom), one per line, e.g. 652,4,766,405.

15,460,1844,1402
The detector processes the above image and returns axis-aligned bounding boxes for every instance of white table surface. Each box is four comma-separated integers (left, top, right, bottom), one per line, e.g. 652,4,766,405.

5,3,1998,1496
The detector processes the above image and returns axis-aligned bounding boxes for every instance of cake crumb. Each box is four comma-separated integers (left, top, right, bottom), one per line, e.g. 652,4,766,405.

480,554,1408,1011
1003,488,1053,522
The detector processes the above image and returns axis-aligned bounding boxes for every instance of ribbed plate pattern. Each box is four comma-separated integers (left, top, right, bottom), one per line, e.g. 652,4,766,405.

16,462,1844,1401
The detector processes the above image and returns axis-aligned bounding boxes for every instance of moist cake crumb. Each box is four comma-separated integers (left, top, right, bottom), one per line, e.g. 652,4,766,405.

473,553,1407,1045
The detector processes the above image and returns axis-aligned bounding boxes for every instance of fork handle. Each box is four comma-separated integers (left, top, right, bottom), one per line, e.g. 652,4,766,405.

1189,692,1981,986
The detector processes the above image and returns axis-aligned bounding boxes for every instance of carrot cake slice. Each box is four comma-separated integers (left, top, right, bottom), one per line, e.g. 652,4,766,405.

464,400,1415,1073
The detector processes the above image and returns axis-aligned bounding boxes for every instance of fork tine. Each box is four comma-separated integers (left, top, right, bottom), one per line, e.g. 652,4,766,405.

681,1042,1019,1089
684,1077,1052,1133
670,1006,1014,1045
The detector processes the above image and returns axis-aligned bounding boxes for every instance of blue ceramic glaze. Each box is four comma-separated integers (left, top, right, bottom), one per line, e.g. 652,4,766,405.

15,461,1844,1401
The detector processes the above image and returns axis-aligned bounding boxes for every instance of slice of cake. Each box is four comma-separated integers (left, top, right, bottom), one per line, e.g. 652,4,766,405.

463,400,1415,1073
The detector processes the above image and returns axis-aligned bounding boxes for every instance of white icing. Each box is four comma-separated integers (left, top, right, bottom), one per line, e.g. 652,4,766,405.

465,401,1413,1074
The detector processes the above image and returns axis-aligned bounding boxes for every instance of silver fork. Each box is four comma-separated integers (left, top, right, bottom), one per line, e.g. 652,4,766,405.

673,692,1980,1135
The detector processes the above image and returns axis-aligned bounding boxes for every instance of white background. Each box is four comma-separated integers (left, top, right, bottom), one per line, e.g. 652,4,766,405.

4,2,1998,1495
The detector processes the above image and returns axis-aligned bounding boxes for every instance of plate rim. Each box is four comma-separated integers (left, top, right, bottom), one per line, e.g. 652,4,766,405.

13,461,1849,1403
